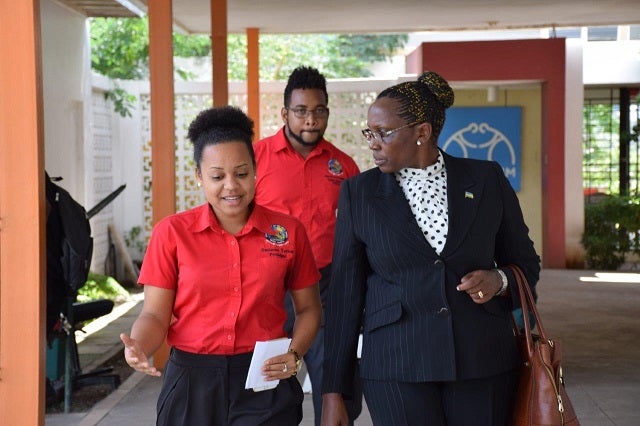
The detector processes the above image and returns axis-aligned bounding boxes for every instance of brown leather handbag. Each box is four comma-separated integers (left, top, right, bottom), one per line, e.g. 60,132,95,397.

508,265,580,426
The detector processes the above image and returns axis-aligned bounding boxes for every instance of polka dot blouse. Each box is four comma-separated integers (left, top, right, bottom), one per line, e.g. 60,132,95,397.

395,151,448,255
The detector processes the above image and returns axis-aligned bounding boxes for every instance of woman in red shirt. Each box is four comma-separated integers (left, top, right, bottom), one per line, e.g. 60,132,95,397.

120,106,321,425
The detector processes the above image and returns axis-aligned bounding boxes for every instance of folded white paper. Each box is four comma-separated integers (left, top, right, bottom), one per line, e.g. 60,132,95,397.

245,337,291,392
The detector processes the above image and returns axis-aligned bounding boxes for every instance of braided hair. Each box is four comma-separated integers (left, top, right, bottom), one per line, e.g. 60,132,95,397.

377,71,454,142
187,106,255,169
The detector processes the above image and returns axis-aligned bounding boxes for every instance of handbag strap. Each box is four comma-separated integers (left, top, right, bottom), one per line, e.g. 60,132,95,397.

507,264,549,353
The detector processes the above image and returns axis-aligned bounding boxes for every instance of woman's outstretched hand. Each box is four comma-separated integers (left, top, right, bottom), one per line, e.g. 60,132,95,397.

119,333,161,377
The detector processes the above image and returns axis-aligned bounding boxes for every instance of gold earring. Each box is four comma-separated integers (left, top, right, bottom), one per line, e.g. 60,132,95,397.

197,182,201,188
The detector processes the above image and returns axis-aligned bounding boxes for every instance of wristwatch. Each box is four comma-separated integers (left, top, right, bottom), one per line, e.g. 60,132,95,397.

494,268,509,296
288,348,302,376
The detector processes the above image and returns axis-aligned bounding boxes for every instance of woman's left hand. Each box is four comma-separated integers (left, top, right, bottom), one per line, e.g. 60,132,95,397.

261,351,298,381
456,269,502,304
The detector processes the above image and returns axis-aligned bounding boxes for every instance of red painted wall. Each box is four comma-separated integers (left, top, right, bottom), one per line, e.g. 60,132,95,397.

407,39,567,268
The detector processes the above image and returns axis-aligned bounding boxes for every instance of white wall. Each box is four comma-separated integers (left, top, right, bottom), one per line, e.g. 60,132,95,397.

41,0,124,275
565,39,586,267
40,0,91,204
110,78,147,260
583,41,640,85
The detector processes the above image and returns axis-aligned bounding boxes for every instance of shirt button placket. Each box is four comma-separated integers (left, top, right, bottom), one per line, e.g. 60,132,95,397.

227,235,241,347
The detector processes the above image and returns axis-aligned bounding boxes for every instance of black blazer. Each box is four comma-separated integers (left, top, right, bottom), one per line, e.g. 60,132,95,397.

322,151,540,396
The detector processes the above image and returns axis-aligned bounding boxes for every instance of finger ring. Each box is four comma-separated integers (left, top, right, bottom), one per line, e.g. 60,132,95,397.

478,290,484,299
282,363,288,373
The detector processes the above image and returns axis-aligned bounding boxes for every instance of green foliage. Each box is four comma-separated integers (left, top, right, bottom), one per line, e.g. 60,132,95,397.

228,33,408,80
583,93,640,197
104,86,137,118
91,17,213,116
124,226,146,259
582,195,640,269
90,17,212,80
622,123,640,144
91,19,407,115
174,32,211,57
78,272,131,303
582,103,621,194
90,18,150,80
90,17,407,82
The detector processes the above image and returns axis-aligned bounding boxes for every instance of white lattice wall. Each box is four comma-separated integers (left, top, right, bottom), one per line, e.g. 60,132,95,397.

88,87,116,274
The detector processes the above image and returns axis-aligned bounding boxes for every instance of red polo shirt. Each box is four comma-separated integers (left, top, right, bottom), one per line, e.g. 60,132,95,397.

138,203,320,355
254,127,360,269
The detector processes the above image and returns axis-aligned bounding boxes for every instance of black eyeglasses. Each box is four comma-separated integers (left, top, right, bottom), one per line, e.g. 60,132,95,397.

361,121,422,146
287,107,329,119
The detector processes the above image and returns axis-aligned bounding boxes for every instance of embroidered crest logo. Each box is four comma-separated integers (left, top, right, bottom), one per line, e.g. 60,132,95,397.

327,159,343,175
265,224,288,245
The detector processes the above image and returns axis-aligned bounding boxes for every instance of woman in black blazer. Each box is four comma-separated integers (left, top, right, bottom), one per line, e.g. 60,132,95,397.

321,71,540,425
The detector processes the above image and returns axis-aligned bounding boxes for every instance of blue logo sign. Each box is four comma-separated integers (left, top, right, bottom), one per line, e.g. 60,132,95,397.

440,107,522,191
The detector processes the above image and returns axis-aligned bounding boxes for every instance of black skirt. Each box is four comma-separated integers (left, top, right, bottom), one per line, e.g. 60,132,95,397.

157,348,303,426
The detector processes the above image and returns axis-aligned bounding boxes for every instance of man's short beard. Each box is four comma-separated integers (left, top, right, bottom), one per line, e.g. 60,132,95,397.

285,123,322,147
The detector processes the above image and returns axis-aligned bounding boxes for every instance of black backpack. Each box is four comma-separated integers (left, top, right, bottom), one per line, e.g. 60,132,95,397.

45,173,93,311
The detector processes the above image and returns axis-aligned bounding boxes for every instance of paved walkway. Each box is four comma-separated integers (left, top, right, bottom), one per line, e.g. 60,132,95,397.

46,269,640,425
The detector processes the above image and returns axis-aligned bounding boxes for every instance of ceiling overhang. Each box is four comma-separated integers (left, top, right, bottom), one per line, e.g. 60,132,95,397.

58,0,640,34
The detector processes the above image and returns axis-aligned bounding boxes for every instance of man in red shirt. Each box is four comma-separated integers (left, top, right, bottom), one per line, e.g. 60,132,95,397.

254,66,362,425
